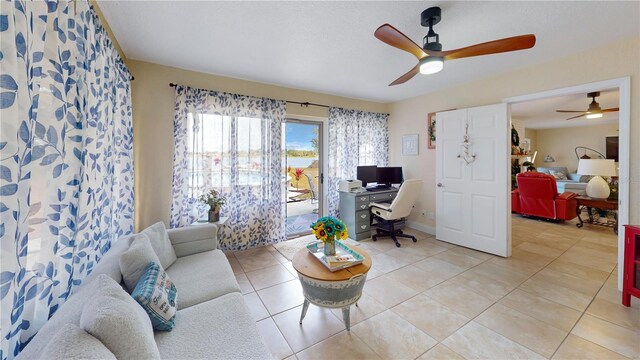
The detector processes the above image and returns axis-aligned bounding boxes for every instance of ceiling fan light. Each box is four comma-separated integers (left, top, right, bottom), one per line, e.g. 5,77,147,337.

586,113,603,119
419,56,444,74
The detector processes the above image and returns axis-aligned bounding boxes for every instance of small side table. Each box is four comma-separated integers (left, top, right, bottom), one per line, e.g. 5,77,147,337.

192,217,228,248
292,246,371,331
192,217,228,227
575,196,618,234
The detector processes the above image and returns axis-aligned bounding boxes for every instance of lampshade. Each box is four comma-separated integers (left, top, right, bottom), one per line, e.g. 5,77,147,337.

577,159,617,176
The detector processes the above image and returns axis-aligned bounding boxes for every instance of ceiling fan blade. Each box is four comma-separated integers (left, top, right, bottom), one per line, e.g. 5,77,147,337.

425,34,536,60
389,64,420,86
602,108,620,113
375,24,427,60
556,110,585,113
566,113,587,120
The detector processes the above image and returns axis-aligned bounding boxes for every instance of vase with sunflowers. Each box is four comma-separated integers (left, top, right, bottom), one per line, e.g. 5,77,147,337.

311,216,349,256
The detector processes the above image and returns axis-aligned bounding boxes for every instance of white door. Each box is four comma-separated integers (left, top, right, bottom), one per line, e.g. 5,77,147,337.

435,104,511,257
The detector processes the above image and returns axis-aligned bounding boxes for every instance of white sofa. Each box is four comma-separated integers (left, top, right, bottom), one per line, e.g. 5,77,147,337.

537,166,589,195
17,224,271,360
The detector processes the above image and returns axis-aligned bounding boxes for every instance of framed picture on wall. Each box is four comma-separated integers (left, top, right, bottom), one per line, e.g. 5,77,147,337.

402,134,419,156
427,112,436,149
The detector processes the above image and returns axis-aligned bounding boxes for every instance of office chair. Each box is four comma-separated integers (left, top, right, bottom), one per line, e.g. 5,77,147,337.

369,179,423,247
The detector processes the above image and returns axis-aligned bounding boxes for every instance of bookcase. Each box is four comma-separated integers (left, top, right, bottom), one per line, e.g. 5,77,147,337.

623,225,640,306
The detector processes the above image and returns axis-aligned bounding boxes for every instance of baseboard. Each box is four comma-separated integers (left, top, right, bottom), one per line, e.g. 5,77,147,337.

405,221,436,236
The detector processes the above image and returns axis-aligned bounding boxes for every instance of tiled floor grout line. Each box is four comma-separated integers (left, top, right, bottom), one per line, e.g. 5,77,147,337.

508,232,619,359
548,264,625,360
417,230,609,359
232,225,625,360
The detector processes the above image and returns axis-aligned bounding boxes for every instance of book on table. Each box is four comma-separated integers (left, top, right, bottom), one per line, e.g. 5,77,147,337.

306,241,364,272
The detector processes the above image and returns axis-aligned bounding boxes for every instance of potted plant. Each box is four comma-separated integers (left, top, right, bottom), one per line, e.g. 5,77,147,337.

293,168,305,188
199,189,226,223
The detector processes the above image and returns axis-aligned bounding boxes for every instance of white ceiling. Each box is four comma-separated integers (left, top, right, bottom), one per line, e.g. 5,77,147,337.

511,89,619,129
98,1,640,103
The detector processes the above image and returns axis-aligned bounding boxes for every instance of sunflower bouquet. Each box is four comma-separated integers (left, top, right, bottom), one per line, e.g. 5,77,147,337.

310,216,348,247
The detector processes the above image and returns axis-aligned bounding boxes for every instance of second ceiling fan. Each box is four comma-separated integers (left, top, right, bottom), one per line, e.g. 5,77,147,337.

375,6,536,86
556,92,619,120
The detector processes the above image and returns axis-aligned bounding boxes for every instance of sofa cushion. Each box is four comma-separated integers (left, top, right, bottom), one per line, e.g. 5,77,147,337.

557,181,587,195
141,222,177,269
131,262,178,331
41,323,116,360
16,275,106,359
154,292,271,360
165,249,240,309
548,169,568,180
81,234,135,288
120,236,162,291
537,166,569,175
80,275,160,359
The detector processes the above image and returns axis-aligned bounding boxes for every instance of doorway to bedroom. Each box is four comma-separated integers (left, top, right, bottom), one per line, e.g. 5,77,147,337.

285,120,323,237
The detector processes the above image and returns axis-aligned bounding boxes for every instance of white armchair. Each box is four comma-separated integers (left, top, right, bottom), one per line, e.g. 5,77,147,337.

369,179,423,247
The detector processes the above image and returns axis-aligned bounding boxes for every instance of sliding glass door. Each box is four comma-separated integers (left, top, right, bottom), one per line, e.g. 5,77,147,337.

285,120,323,237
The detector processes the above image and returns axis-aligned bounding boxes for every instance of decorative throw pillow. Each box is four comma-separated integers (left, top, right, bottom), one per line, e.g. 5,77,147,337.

549,169,568,180
131,262,178,331
42,323,116,360
120,236,162,291
80,275,160,359
141,222,177,269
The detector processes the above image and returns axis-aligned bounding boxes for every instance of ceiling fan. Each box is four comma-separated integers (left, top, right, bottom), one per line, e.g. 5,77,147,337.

374,6,536,86
556,92,619,120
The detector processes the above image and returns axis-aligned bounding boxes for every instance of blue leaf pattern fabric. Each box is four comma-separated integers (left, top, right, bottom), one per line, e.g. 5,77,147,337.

0,1,134,358
170,85,286,250
327,107,389,217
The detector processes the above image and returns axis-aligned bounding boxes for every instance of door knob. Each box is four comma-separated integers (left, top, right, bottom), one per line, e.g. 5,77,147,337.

437,183,444,187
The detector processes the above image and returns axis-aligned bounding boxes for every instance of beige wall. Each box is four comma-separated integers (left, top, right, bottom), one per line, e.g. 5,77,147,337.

129,60,388,231
388,37,639,230
535,123,619,171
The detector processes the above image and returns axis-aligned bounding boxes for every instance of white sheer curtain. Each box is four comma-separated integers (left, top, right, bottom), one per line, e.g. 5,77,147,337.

327,107,389,217
170,86,287,250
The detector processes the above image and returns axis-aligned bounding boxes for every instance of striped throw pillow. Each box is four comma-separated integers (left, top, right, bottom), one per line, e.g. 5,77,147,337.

131,262,178,331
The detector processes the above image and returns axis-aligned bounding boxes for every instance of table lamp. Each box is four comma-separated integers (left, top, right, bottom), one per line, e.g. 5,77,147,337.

577,159,617,199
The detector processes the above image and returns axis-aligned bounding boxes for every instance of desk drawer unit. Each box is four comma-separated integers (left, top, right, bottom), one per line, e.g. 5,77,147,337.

355,195,370,204
354,222,370,234
356,202,370,211
370,192,395,202
339,189,398,241
355,210,370,224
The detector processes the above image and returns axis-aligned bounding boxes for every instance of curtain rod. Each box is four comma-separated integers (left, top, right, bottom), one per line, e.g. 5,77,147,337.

168,82,331,109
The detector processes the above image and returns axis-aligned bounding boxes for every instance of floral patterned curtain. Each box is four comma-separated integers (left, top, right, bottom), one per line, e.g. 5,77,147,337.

170,85,286,250
0,1,134,358
327,107,389,217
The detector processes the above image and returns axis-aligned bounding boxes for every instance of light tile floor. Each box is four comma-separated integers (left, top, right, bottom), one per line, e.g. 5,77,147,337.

229,216,639,359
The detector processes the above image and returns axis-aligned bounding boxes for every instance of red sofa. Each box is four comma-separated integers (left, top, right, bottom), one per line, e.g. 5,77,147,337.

511,172,578,221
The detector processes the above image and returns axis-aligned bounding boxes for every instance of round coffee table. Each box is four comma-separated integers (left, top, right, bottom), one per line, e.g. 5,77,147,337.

292,245,371,331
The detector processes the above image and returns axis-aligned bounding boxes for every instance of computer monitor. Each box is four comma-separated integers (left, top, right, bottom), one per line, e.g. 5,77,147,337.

377,167,403,187
356,165,377,187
